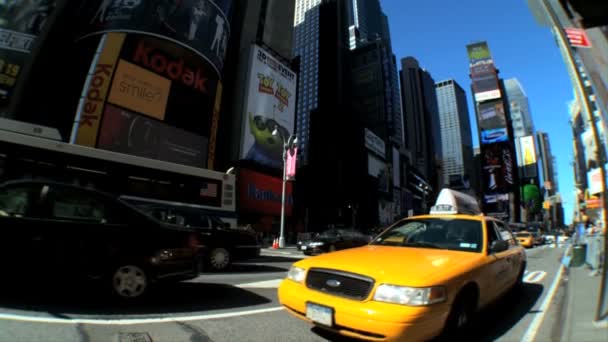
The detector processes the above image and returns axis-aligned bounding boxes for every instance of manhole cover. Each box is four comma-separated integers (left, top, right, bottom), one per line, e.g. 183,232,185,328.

117,332,153,342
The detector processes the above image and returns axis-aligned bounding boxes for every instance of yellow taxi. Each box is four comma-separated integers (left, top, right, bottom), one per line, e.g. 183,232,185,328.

278,189,527,341
515,231,534,248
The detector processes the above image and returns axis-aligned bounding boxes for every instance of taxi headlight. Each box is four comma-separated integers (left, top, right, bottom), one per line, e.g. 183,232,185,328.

373,284,447,306
287,266,306,283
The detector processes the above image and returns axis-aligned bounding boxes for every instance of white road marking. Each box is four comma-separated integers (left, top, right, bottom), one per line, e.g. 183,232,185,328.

521,249,569,342
236,279,284,288
0,307,284,325
524,271,547,284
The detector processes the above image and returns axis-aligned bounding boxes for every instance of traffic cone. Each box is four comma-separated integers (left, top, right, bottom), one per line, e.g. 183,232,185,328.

272,238,278,249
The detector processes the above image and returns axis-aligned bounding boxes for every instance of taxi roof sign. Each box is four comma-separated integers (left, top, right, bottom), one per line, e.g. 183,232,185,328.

430,189,481,215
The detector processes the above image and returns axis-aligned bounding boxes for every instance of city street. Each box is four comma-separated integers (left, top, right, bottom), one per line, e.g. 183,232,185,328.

0,245,573,342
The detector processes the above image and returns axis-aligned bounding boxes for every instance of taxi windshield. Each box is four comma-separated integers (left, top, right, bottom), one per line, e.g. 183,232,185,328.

371,218,483,253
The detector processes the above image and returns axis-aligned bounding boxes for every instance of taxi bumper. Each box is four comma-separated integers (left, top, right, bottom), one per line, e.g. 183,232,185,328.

278,279,450,342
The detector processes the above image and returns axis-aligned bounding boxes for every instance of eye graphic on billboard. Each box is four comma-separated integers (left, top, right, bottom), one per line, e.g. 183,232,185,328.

108,59,171,120
477,100,507,130
481,128,508,145
78,0,232,77
241,45,297,169
0,0,59,109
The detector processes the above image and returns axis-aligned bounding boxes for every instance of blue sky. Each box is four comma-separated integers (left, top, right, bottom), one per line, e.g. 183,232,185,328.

381,0,575,224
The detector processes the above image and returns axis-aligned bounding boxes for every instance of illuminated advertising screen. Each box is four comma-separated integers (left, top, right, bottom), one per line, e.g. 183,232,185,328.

241,45,297,169
238,168,293,216
470,61,495,77
472,73,501,102
78,0,233,77
481,128,508,145
0,0,59,109
477,100,507,130
481,142,515,195
467,41,492,66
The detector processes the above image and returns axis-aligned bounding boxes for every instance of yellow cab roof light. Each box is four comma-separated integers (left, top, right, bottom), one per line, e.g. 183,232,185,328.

429,189,482,216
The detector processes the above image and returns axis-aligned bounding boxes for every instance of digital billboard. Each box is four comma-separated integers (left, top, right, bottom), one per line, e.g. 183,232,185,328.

466,41,492,66
97,104,208,168
519,135,537,165
0,0,59,109
241,45,297,169
238,168,293,216
481,142,515,195
472,73,501,102
477,100,507,130
78,0,232,77
481,128,508,145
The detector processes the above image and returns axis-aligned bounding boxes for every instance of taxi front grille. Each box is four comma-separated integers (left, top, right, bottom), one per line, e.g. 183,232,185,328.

305,268,374,300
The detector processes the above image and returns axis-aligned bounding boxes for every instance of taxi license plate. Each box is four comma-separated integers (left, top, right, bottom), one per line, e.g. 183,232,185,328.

306,303,333,326
301,246,307,251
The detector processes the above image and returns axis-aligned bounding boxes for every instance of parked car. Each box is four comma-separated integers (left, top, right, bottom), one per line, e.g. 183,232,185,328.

133,203,261,272
0,180,203,299
301,229,371,255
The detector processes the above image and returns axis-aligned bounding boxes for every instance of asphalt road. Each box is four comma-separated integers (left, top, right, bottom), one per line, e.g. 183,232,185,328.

0,246,568,342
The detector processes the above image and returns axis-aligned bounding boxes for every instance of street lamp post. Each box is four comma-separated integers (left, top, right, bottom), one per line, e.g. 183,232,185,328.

272,127,297,248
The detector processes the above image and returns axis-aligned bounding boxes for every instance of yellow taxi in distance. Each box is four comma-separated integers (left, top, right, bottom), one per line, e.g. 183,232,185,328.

515,231,534,248
278,189,527,342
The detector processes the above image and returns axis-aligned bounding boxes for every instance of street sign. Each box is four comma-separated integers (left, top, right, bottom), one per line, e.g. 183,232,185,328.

565,28,592,48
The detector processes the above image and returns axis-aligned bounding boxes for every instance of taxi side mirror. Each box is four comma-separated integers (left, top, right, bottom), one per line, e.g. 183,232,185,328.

490,240,509,254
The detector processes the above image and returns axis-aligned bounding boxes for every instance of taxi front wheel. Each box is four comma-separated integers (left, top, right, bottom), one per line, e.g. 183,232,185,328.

443,290,476,337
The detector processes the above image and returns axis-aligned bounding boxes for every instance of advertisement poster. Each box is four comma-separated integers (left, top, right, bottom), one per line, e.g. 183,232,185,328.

472,73,501,102
78,0,232,76
477,100,507,130
519,135,537,165
466,41,492,66
0,0,58,107
482,142,515,195
241,45,297,169
481,128,508,145
97,104,208,168
238,168,293,216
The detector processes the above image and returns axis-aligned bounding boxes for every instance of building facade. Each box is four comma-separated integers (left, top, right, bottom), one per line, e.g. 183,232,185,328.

435,79,474,188
399,57,441,197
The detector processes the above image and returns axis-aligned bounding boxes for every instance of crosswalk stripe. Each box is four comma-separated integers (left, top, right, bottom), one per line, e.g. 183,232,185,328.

236,279,284,288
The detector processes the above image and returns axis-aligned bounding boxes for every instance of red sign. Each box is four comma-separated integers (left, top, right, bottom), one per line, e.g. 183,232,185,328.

565,28,592,48
239,169,293,216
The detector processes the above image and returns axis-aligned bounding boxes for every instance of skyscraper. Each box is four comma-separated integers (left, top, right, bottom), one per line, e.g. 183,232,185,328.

537,131,557,194
399,57,441,193
293,0,322,164
505,78,534,138
435,79,474,188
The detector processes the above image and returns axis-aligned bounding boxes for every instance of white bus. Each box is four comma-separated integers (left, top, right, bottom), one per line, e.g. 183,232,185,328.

0,118,237,226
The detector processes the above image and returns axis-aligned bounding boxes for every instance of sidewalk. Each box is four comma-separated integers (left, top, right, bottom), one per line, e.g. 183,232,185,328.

561,241,608,342
260,246,306,259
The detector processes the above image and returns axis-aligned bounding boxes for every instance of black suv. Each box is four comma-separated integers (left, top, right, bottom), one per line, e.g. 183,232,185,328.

132,203,261,272
0,180,203,299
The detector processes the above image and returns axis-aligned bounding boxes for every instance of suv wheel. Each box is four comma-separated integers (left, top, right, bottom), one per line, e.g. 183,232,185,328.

111,264,148,299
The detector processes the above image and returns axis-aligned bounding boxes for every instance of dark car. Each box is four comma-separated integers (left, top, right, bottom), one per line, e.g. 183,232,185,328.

133,203,261,272
0,180,203,299
301,229,371,255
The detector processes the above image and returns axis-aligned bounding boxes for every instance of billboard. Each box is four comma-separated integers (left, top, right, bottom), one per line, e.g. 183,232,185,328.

0,0,59,109
466,42,492,66
238,168,293,216
481,128,508,145
482,142,515,194
108,59,171,120
74,32,126,147
519,135,537,166
78,0,232,76
477,100,507,130
241,45,297,169
588,168,603,195
97,104,208,168
472,73,501,102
